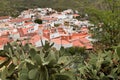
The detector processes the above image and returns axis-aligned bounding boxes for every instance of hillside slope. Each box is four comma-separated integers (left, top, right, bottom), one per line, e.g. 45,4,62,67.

0,0,101,17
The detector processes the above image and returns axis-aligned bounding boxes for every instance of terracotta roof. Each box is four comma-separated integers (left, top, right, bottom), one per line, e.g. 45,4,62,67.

0,37,10,45
9,18,31,23
72,39,93,49
30,34,41,45
79,38,90,44
21,34,41,46
73,14,80,17
72,32,88,37
79,38,93,49
73,40,84,47
43,29,50,33
0,16,10,20
24,22,33,26
41,17,57,21
57,27,65,33
85,43,93,49
51,37,70,45
69,32,88,41
17,28,28,37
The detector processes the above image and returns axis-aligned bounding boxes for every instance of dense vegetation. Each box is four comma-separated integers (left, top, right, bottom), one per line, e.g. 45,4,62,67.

0,0,109,17
0,0,120,80
34,19,42,24
0,41,120,80
88,0,120,50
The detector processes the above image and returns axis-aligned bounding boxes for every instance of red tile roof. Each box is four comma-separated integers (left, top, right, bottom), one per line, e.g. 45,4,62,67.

0,37,10,46
30,34,41,45
73,14,80,17
17,28,28,37
51,37,70,45
73,40,84,47
9,18,31,23
72,39,93,49
0,16,10,20
41,17,57,21
24,22,33,26
79,38,90,44
85,43,93,49
21,34,41,46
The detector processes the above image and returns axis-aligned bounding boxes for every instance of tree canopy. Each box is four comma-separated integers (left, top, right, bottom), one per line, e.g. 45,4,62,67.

34,19,42,24
87,0,120,49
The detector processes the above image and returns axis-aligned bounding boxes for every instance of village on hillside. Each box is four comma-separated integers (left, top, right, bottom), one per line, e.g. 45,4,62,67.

0,8,94,50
